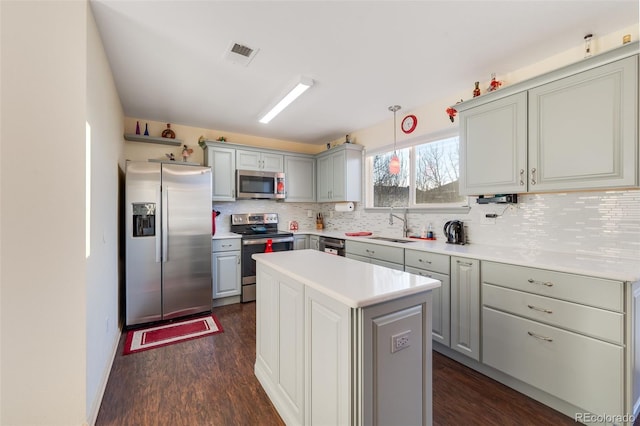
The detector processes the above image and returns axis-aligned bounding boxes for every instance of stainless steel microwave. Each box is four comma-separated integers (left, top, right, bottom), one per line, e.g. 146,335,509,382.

236,170,285,199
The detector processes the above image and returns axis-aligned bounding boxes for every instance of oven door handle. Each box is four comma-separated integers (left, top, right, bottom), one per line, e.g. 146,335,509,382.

242,237,294,245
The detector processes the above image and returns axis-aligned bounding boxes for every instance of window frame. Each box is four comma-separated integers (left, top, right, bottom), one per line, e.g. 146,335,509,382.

363,129,471,214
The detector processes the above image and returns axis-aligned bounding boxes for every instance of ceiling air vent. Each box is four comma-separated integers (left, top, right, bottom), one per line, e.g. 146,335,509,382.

224,41,259,66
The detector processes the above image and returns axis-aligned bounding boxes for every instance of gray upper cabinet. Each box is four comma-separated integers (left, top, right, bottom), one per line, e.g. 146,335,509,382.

528,56,637,192
316,144,363,202
284,154,316,202
459,44,638,195
459,92,528,195
203,143,236,201
236,149,284,172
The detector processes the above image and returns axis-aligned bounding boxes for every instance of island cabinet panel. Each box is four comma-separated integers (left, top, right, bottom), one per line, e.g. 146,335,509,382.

255,269,305,425
254,251,436,426
305,286,351,426
364,303,428,426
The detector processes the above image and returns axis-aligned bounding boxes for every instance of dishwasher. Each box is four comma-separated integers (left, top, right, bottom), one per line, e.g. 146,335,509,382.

318,236,345,256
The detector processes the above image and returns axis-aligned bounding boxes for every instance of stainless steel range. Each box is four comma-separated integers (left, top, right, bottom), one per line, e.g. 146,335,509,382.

230,213,294,302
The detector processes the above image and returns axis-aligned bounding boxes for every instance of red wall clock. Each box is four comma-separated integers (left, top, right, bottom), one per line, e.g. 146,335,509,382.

401,114,417,134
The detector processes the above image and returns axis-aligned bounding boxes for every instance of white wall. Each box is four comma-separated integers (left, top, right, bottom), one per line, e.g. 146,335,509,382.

0,1,124,424
85,5,124,424
1,1,87,425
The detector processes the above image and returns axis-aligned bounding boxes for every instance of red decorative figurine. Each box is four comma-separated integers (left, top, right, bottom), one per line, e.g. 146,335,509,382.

488,73,503,92
473,82,481,98
446,99,463,123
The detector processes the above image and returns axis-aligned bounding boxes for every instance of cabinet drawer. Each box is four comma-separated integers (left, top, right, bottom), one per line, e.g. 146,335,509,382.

482,261,623,312
404,250,449,275
483,284,623,344
212,238,241,252
345,240,404,264
483,307,623,416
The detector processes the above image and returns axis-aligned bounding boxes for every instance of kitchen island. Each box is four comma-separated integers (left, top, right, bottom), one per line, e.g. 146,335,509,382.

252,249,441,426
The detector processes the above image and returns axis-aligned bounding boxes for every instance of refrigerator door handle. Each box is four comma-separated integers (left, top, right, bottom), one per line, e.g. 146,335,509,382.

162,187,169,263
155,186,162,263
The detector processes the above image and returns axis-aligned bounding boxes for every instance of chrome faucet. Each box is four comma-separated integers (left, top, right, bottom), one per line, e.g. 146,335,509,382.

389,207,409,237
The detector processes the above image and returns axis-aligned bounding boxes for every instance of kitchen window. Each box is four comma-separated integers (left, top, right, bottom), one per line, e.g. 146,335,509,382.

365,134,468,211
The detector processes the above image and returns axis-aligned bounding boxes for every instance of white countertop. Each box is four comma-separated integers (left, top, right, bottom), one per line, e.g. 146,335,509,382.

214,228,639,282
291,230,640,282
253,250,441,308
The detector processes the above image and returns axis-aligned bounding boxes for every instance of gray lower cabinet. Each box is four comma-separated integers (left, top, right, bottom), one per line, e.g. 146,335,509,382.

481,261,625,418
293,234,309,250
345,240,404,271
450,256,480,361
212,238,241,306
405,250,451,346
309,235,320,251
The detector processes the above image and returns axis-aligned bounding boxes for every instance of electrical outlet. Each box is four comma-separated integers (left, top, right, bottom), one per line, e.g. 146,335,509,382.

391,330,411,353
307,210,313,218
481,215,496,225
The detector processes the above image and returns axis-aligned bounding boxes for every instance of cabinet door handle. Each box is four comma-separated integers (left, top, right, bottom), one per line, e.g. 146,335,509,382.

456,260,473,267
419,259,432,264
527,278,553,287
237,255,241,265
519,169,525,186
527,331,553,342
419,272,433,278
527,304,553,314
530,168,537,185
365,249,375,255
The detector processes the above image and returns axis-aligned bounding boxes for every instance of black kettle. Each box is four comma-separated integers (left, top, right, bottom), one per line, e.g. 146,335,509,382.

444,220,465,245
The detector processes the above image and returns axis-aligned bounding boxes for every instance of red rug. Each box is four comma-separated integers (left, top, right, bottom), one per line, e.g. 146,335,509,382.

123,314,223,355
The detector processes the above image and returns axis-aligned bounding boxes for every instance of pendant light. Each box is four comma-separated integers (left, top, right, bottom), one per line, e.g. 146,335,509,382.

388,105,401,175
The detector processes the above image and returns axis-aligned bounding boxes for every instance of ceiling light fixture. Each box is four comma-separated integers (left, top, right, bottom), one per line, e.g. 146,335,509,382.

388,105,401,175
259,77,314,124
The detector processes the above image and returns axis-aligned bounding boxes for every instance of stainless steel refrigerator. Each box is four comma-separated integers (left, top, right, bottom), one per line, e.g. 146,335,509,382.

125,161,212,327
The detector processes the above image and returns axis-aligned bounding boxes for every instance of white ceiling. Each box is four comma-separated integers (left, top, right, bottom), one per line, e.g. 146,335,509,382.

90,0,638,146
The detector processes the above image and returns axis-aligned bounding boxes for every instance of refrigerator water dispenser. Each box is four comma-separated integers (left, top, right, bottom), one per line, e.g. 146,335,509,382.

132,203,156,237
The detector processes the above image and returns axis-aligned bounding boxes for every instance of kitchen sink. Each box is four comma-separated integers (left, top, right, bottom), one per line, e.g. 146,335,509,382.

367,236,415,244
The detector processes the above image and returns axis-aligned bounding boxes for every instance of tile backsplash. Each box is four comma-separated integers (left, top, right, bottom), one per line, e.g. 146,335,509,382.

214,189,640,260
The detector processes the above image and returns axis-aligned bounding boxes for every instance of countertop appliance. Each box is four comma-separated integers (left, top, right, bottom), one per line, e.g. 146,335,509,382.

230,213,293,302
444,220,465,245
125,161,213,327
236,170,285,200
319,236,346,256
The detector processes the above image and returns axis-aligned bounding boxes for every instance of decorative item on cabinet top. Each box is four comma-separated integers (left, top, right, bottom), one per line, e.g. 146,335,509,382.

161,123,176,139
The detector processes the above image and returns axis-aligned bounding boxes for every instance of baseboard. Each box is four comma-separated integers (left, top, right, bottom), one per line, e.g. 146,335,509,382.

87,329,122,426
212,295,241,307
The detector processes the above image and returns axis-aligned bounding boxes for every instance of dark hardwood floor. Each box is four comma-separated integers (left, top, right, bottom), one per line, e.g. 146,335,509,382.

96,302,576,426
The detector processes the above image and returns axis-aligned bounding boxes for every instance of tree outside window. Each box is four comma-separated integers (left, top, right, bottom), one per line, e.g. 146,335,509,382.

368,136,465,208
